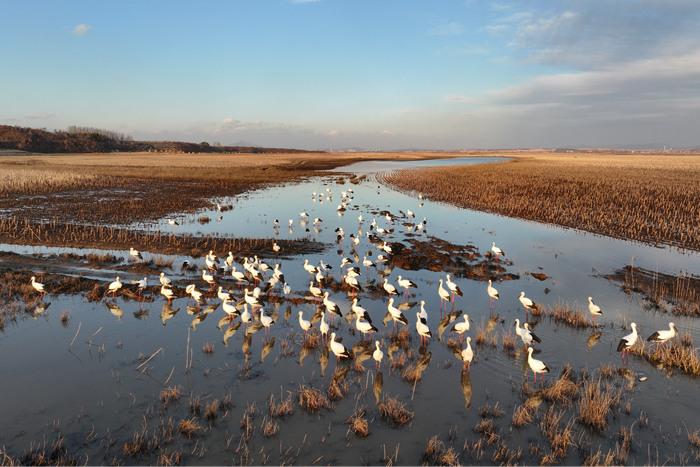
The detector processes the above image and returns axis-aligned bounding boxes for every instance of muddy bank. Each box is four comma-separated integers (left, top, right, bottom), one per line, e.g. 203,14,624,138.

605,265,700,317
386,236,519,281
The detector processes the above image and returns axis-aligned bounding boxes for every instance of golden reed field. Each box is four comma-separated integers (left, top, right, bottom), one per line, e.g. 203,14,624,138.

382,152,700,251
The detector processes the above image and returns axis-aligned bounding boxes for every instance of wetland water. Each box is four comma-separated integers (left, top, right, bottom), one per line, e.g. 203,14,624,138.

2,156,699,465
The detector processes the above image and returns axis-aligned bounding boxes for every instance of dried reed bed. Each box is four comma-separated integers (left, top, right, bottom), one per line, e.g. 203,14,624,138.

577,379,622,431
378,396,414,426
0,151,462,225
382,154,700,251
297,385,331,412
630,339,700,376
537,303,594,329
0,218,323,256
0,167,112,196
346,407,370,438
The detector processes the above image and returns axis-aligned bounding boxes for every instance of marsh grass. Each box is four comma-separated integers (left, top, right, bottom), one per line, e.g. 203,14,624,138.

346,407,370,438
382,155,700,251
689,430,700,448
157,450,182,466
539,366,579,404
422,436,460,466
160,386,182,407
478,402,504,419
204,400,219,421
268,393,294,418
630,339,700,376
540,406,574,460
298,385,331,412
511,396,542,428
378,396,414,426
177,418,202,438
261,418,279,438
541,303,593,328
577,379,622,431
0,218,323,257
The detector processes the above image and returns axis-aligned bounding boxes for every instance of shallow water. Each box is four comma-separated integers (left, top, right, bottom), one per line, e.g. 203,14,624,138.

2,156,699,465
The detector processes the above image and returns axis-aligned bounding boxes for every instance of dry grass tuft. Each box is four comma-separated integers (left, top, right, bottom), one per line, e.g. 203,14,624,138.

583,448,616,466
545,303,593,328
204,400,219,421
160,386,182,406
577,379,622,431
239,402,257,442
502,332,517,356
631,339,700,376
262,418,279,438
478,402,504,418
512,396,541,428
268,393,294,418
177,418,203,438
540,406,574,460
492,442,522,465
302,332,320,349
423,436,461,466
157,450,182,466
689,430,700,448
539,367,578,404
122,431,147,457
346,407,370,438
378,396,414,426
298,385,331,412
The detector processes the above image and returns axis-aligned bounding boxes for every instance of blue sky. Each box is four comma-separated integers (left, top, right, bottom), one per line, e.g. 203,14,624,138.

2,0,699,149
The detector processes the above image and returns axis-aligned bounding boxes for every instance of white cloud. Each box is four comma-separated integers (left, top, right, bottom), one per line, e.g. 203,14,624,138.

72,23,93,36
290,0,321,4
429,21,464,37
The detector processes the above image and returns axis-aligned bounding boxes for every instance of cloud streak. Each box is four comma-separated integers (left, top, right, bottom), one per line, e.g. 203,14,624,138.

71,23,93,36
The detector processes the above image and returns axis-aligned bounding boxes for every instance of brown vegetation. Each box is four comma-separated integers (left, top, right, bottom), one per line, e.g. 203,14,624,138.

297,385,331,412
177,418,203,438
346,407,370,438
577,379,622,431
0,218,323,257
378,396,414,426
630,338,700,376
160,386,182,406
382,153,700,251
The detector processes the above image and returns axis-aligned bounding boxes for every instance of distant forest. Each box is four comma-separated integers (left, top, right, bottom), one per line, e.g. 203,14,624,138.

0,125,318,154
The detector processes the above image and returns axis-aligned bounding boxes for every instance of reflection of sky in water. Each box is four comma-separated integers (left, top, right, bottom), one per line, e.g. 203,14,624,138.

3,156,700,463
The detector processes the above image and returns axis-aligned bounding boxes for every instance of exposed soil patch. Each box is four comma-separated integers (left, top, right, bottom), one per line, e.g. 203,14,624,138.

387,236,519,281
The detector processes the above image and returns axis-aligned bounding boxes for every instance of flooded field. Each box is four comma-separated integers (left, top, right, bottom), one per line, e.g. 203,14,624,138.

2,157,700,465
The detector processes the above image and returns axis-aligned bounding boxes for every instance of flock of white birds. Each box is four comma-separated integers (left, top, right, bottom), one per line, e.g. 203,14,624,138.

28,185,680,381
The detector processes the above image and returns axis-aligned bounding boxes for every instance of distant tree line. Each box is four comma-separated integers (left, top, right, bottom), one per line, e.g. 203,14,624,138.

0,124,322,154
65,126,134,142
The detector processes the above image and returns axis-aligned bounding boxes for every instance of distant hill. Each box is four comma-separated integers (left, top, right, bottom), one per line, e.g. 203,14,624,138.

0,125,319,154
